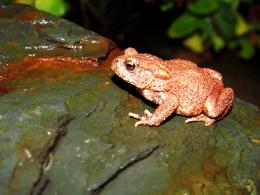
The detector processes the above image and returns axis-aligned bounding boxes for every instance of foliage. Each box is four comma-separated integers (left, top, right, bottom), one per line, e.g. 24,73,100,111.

1,0,69,16
162,0,258,59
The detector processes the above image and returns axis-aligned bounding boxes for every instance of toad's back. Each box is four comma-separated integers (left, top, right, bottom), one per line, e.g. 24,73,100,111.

165,60,223,115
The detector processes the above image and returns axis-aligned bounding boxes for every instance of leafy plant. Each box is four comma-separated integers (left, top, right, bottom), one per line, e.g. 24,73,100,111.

5,0,69,16
162,0,258,59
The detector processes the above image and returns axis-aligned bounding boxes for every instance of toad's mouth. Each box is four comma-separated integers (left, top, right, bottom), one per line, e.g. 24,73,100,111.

111,62,127,79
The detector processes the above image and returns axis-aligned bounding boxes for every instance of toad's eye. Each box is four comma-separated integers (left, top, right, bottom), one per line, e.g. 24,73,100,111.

125,63,135,71
125,60,138,71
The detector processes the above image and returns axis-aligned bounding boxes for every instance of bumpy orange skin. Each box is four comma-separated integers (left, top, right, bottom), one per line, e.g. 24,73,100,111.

111,48,234,127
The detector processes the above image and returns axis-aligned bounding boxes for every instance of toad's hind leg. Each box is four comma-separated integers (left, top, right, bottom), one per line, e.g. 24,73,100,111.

204,87,234,120
185,114,215,126
185,87,234,126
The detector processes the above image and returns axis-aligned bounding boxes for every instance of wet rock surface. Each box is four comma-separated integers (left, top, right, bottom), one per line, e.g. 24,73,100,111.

0,4,259,195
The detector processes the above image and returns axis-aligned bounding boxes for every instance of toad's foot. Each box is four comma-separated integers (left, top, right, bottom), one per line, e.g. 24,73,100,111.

128,110,153,128
185,114,215,126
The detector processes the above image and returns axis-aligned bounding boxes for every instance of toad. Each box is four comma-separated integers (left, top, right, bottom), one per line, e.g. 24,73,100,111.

111,48,234,127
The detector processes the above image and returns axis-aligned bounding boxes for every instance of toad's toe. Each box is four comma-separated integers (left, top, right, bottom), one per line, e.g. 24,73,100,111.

134,120,147,128
185,114,215,126
128,112,142,120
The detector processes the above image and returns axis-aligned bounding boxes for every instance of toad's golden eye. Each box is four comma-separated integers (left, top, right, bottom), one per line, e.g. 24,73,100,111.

125,62,136,71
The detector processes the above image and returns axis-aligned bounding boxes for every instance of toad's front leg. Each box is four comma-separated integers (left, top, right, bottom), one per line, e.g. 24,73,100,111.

128,94,179,127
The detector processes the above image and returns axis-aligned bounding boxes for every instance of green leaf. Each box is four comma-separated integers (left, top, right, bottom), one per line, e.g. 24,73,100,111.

168,14,199,38
221,0,240,10
35,0,69,16
188,0,218,15
235,14,250,36
160,2,174,12
14,0,34,4
198,18,214,40
212,35,225,52
238,38,255,59
231,0,240,10
183,34,204,53
212,3,236,39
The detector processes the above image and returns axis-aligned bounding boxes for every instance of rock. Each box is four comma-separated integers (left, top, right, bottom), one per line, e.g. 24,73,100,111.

0,3,112,67
0,4,259,195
